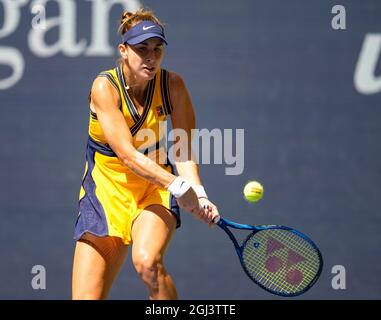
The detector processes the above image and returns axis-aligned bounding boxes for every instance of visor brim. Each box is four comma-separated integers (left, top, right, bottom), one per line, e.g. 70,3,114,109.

125,34,167,45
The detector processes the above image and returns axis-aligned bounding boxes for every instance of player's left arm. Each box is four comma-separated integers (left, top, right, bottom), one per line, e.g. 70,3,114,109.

169,71,219,223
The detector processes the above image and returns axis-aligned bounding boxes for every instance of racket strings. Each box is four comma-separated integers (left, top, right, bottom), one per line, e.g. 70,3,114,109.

246,243,318,293
244,233,319,293
241,229,321,295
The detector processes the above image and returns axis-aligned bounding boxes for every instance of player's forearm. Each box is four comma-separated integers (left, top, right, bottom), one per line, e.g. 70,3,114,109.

175,160,202,185
121,149,175,188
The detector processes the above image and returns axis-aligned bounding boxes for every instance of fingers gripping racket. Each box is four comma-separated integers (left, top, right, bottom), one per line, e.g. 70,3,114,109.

214,216,323,297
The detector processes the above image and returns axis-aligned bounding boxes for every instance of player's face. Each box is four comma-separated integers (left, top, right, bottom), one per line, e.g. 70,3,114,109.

125,38,164,81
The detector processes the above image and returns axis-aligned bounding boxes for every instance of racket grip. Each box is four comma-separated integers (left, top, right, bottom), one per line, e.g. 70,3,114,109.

213,216,221,224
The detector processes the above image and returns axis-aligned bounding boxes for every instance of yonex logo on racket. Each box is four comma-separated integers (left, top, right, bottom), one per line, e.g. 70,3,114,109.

264,237,306,287
219,217,322,296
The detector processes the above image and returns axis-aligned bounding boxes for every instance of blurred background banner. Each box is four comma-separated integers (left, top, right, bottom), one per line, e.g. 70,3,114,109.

0,0,380,299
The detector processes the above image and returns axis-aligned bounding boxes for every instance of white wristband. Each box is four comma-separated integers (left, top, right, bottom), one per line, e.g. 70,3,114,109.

167,176,192,198
193,185,208,199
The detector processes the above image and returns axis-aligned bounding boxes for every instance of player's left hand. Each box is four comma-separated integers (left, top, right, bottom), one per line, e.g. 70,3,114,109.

197,198,220,226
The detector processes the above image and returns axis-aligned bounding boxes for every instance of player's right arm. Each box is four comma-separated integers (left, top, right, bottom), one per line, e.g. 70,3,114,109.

89,77,200,213
90,77,175,188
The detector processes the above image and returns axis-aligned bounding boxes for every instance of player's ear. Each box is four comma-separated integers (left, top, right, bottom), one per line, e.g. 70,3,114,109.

118,44,128,59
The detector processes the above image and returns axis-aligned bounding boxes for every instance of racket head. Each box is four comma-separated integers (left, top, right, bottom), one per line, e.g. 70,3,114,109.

239,226,323,297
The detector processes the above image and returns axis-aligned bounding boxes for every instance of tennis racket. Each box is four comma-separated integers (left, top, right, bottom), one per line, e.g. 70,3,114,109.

214,216,323,297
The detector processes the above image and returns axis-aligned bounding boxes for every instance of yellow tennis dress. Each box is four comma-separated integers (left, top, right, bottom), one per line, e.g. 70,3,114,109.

74,65,180,245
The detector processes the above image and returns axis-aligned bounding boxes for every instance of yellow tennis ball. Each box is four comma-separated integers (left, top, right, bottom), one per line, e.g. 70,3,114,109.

243,181,264,202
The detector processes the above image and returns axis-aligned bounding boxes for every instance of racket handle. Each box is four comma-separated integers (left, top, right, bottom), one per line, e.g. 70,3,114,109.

213,216,221,224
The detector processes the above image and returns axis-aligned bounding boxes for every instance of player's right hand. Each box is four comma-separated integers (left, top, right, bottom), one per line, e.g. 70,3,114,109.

176,187,201,215
167,176,200,214
178,191,219,225
198,198,220,225
168,176,218,224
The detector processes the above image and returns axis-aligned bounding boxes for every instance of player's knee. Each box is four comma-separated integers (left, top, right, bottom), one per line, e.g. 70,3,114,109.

133,254,164,283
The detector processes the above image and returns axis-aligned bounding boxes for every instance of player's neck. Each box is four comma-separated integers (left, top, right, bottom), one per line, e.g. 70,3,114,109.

123,65,148,102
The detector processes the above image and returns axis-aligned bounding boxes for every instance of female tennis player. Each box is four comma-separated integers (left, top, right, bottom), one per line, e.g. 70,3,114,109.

72,8,220,300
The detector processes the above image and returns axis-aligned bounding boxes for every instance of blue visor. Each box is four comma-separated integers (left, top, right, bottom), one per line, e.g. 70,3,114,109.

122,21,167,45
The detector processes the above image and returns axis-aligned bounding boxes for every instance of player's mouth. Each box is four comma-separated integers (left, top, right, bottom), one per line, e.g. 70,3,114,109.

143,66,155,73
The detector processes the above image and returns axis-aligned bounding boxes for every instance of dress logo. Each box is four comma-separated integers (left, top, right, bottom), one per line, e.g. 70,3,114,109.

156,105,164,116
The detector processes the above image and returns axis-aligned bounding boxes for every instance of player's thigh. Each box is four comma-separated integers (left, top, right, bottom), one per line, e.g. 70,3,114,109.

72,233,128,299
131,205,177,266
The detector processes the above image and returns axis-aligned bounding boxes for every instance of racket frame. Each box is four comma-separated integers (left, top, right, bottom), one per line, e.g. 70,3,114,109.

216,217,323,297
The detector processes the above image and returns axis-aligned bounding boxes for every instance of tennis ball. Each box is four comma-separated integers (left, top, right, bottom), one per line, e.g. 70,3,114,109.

243,181,264,203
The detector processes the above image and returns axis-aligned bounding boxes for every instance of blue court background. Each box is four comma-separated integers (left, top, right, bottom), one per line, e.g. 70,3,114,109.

0,0,380,299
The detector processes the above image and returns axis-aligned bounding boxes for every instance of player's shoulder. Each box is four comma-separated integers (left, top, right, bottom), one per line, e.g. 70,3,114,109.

92,67,118,91
97,66,118,80
166,70,187,93
91,77,114,100
90,67,120,105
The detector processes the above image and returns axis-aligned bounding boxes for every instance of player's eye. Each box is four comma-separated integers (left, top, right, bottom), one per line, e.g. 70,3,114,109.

133,45,146,54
